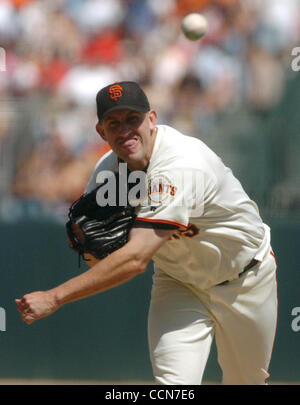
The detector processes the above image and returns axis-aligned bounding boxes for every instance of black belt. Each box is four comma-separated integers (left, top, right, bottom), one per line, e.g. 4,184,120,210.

217,258,259,286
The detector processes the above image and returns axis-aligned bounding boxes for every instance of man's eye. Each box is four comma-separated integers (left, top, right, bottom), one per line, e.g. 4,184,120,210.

109,121,119,128
127,116,139,124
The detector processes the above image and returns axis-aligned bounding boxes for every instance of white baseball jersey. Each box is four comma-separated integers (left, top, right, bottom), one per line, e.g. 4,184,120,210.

86,124,271,289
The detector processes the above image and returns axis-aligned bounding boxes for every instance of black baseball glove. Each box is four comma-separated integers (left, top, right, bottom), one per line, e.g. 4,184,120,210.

66,175,136,266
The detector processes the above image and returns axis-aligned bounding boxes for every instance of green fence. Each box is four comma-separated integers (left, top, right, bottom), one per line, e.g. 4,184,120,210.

0,218,299,383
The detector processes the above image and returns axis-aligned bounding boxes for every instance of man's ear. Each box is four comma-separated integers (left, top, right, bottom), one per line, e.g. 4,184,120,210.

148,110,158,131
96,123,107,141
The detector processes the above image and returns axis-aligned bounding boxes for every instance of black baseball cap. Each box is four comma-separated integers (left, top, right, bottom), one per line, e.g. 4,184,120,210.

96,81,151,123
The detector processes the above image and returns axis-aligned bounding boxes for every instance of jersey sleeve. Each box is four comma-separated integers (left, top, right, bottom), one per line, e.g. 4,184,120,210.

133,168,204,230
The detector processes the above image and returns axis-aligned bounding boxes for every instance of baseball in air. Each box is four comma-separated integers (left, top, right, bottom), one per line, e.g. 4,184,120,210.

181,13,208,41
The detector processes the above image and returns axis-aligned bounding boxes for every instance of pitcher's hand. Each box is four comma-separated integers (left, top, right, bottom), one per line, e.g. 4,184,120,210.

15,290,60,325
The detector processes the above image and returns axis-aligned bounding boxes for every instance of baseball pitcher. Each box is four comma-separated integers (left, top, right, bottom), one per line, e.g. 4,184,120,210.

16,81,278,385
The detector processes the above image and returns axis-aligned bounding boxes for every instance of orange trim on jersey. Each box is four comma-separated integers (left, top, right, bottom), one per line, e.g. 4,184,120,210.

266,250,279,382
270,251,277,265
135,217,187,229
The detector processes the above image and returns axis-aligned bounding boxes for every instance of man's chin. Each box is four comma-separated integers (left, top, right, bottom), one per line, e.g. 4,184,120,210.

124,155,148,171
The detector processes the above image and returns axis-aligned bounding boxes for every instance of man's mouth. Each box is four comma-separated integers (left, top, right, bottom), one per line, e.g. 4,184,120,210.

119,136,139,150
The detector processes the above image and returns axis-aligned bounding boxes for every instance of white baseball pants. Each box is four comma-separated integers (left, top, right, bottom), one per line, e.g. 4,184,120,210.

148,250,278,385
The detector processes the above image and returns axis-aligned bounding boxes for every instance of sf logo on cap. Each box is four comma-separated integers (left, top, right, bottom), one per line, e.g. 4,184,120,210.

109,84,123,101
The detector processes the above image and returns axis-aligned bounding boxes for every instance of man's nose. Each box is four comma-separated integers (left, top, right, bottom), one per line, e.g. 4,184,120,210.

119,122,131,135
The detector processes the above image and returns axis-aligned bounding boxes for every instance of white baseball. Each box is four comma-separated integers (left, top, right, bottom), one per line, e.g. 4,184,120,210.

181,13,208,41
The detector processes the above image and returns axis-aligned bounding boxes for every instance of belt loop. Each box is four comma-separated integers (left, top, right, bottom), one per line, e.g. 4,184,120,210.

217,258,258,286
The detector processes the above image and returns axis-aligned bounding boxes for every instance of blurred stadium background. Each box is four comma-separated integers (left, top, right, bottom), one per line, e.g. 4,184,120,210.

0,0,300,385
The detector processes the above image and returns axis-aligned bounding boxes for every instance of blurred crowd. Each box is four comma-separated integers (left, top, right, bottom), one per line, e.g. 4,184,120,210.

0,0,299,222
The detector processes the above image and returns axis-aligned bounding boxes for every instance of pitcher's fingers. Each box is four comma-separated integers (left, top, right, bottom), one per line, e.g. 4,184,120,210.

16,299,29,309
22,313,35,324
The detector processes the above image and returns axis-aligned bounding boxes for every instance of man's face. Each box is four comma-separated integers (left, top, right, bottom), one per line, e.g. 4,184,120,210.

96,108,157,171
